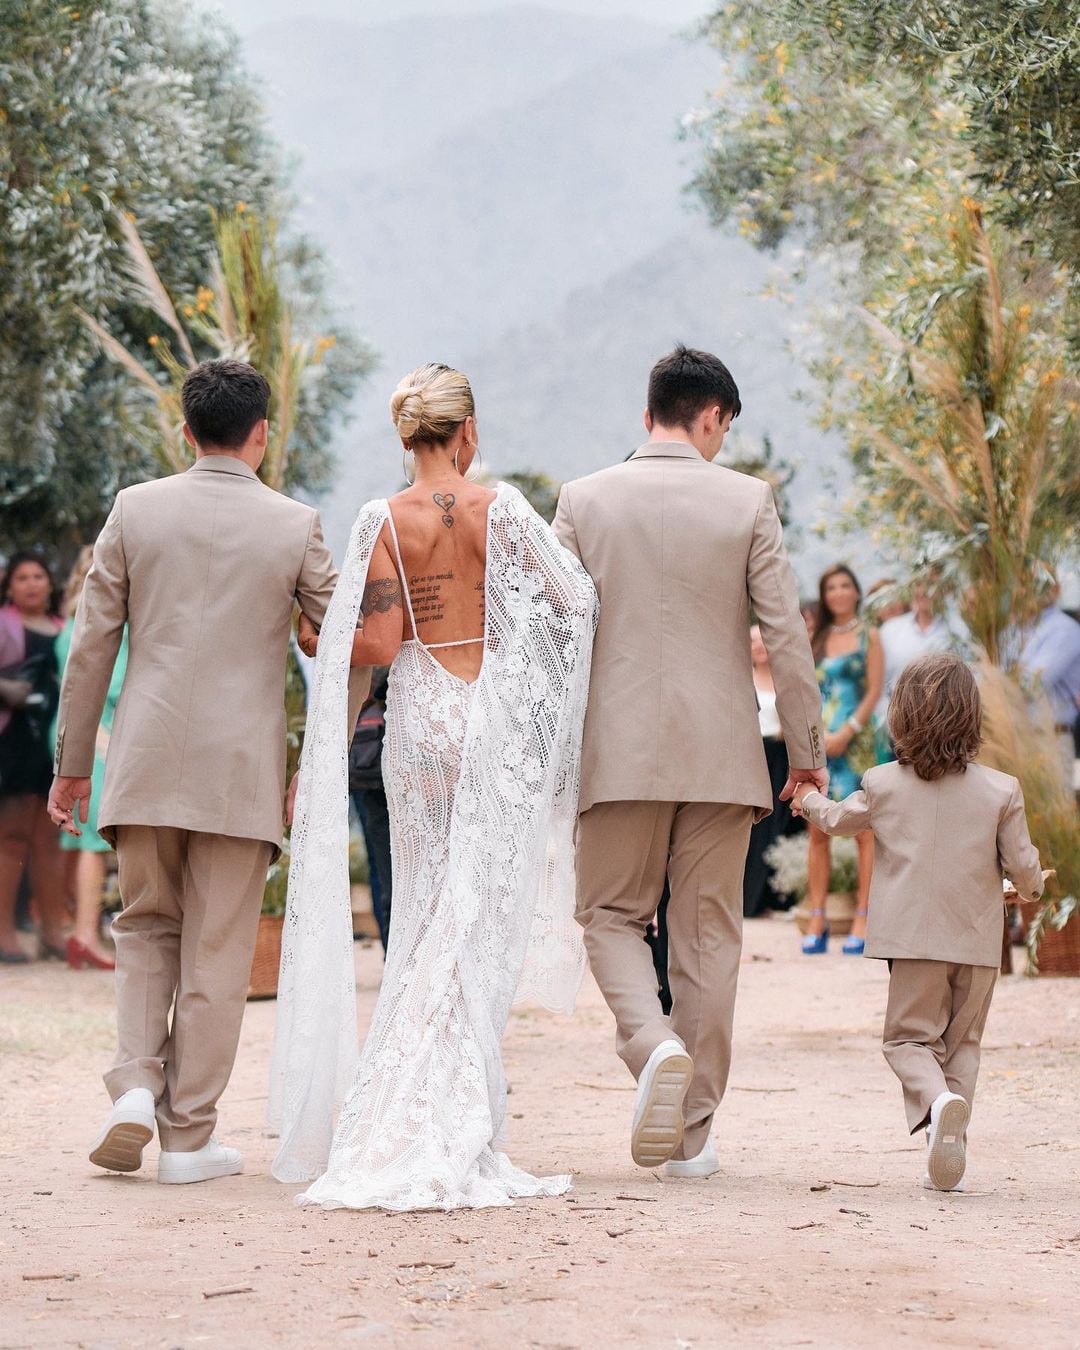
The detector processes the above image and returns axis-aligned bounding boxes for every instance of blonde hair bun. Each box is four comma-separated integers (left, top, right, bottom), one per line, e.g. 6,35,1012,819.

390,387,425,441
389,363,475,446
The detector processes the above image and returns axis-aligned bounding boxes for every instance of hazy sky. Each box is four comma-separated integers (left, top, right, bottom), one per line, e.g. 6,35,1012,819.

198,0,709,34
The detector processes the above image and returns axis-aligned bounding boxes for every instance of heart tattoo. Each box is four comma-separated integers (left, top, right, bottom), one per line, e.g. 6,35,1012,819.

433,492,456,528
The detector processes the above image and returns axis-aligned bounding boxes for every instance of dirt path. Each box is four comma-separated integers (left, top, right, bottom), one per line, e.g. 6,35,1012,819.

3,920,1078,1349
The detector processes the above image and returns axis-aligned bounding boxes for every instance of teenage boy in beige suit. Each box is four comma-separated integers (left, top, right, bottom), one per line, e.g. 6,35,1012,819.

49,359,368,1184
555,346,826,1177
795,653,1044,1191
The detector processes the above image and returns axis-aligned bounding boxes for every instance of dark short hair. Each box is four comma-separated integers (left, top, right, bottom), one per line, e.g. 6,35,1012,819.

647,344,741,431
889,653,982,781
181,359,270,450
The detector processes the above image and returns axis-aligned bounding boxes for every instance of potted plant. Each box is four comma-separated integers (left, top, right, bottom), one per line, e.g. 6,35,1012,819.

764,834,861,935
247,642,308,1000
248,842,291,1000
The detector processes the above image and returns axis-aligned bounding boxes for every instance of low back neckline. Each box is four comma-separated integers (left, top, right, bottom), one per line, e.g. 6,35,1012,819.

382,489,500,683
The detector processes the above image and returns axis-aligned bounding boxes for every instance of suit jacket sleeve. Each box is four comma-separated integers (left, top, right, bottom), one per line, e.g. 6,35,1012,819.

295,508,370,735
801,787,872,836
998,780,1044,902
553,486,582,563
746,483,824,769
54,496,129,777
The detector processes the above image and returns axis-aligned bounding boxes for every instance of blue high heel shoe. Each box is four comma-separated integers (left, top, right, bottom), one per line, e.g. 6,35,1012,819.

801,908,829,955
842,909,868,955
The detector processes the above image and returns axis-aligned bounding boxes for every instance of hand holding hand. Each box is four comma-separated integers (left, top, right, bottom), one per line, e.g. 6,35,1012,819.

779,765,828,804
297,613,319,660
47,775,92,837
790,781,818,817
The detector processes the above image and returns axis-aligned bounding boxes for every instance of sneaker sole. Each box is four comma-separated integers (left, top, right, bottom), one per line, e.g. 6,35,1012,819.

89,1120,153,1173
157,1161,244,1185
631,1051,693,1168
927,1097,969,1191
663,1162,720,1179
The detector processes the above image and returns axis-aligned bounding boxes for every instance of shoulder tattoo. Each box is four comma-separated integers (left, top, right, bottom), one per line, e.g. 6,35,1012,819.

361,577,403,617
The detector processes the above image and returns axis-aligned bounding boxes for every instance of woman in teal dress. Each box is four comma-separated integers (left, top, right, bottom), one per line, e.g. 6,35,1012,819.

52,547,128,970
802,564,883,955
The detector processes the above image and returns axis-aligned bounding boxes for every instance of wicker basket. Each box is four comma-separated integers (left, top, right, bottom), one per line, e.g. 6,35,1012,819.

248,914,284,1000
1017,899,1080,977
793,891,858,937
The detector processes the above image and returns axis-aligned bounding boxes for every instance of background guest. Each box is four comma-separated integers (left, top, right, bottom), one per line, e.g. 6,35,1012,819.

866,577,907,625
743,624,802,917
1019,580,1080,789
803,564,883,955
0,553,67,962
53,547,127,970
348,667,393,953
880,579,951,706
875,578,951,760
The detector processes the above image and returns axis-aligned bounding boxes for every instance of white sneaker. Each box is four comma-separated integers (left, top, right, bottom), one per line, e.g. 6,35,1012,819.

926,1092,969,1191
631,1039,693,1168
922,1173,965,1192
157,1137,244,1185
664,1138,719,1179
89,1088,156,1173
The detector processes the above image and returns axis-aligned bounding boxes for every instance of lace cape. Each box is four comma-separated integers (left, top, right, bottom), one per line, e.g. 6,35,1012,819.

268,483,597,1183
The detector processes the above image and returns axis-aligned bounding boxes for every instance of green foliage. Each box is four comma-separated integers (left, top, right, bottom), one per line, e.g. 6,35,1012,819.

836,205,1079,661
692,1,1080,271
977,660,1079,972
500,469,562,523
80,206,370,493
0,0,369,561
691,1,1080,907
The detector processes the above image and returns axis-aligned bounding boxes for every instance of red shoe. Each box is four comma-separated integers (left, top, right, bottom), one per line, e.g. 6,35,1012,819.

66,936,115,971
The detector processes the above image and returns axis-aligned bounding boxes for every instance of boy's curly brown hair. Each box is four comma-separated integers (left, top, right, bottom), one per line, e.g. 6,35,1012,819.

889,652,982,781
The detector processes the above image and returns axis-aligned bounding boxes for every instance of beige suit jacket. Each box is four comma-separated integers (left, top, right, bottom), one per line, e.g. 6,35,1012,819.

554,442,824,815
55,456,369,853
802,761,1044,966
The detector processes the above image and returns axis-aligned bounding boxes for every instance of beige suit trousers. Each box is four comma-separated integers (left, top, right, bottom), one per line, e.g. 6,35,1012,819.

106,826,272,1150
882,959,997,1135
575,799,753,1161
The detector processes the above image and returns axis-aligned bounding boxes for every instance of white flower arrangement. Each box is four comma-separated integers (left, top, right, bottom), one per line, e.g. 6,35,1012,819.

764,834,860,898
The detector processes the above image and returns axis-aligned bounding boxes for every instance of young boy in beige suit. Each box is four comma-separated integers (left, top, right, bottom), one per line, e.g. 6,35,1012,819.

794,653,1044,1192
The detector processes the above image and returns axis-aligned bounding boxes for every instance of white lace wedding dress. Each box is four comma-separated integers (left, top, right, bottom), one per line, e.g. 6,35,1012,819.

268,483,597,1211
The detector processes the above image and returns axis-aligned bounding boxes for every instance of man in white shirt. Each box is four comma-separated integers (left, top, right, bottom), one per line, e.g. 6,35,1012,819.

1019,588,1080,787
879,582,951,716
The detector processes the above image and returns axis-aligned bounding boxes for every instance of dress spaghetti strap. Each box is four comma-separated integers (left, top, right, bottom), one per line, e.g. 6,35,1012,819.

383,508,418,635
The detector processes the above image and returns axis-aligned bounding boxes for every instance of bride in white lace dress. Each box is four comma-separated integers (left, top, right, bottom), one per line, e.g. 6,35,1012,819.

268,364,598,1211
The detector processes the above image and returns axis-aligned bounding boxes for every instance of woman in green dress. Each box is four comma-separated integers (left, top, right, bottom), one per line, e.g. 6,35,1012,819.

53,547,128,970
802,564,883,956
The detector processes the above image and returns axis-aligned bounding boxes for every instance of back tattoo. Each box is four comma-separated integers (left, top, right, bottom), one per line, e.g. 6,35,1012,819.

433,492,456,528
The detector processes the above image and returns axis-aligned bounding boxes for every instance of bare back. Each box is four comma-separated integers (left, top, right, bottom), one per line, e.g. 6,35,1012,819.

383,481,498,683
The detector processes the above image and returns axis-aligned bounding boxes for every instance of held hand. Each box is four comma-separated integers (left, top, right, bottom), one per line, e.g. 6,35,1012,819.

284,771,300,829
790,782,817,817
297,613,319,660
47,775,92,837
779,765,829,804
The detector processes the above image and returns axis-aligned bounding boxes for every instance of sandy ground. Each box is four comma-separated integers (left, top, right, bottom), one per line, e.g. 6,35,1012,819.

2,919,1079,1350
